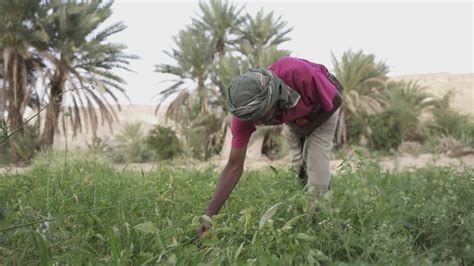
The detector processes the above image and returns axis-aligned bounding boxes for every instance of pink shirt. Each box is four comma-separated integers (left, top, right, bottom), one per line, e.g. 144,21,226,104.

231,56,337,148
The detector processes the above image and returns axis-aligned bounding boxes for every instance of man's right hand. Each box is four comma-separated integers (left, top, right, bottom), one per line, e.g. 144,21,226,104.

196,223,211,238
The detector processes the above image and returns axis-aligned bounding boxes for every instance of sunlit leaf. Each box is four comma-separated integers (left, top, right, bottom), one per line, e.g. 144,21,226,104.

133,222,158,234
259,202,282,229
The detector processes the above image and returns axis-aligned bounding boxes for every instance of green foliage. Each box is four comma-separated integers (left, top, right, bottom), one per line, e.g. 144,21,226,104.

331,49,389,145
112,123,152,163
1,153,472,264
154,2,294,161
344,112,367,144
237,9,292,68
429,94,474,147
38,0,137,143
367,109,403,152
0,124,39,165
359,81,437,152
145,125,182,160
86,136,110,154
155,3,293,117
184,114,222,160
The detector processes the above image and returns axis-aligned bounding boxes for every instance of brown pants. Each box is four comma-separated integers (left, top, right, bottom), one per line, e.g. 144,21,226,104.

283,109,340,200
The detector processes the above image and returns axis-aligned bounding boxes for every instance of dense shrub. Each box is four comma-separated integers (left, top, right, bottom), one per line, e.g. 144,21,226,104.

0,124,39,165
184,114,222,160
364,81,438,152
430,107,474,147
112,123,152,163
145,125,181,160
344,112,367,145
367,109,403,152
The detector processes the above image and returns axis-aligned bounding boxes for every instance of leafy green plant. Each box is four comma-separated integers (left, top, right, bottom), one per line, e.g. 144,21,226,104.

184,113,222,160
145,125,182,160
365,81,436,152
0,124,39,165
86,136,110,154
367,109,403,152
112,122,152,163
430,106,474,147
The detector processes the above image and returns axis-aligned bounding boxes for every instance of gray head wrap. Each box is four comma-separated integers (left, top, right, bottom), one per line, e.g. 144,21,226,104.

226,68,301,121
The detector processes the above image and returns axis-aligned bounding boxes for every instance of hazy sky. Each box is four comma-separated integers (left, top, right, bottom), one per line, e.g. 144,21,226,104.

107,0,473,105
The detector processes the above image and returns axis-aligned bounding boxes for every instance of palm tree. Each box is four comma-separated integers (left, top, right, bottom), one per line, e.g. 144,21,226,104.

331,49,389,145
114,122,150,163
155,26,214,115
192,0,244,111
237,9,293,68
193,0,244,58
38,0,136,149
0,0,48,160
383,80,436,141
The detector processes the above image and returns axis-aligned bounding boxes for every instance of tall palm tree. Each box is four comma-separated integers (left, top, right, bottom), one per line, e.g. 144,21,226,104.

0,0,48,160
237,9,293,68
38,0,136,149
192,0,244,112
331,49,389,145
193,0,244,58
155,26,214,116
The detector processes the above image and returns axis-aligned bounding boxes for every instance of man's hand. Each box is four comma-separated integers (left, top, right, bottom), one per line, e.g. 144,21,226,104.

196,223,211,238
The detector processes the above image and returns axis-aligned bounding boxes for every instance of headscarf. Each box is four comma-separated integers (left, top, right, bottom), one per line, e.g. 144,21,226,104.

226,68,300,121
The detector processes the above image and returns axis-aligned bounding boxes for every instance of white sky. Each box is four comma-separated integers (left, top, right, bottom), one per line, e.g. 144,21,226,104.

107,0,473,105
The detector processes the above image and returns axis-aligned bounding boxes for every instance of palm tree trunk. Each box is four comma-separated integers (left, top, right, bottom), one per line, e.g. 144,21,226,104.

4,48,29,162
38,67,67,149
198,77,208,114
336,109,347,146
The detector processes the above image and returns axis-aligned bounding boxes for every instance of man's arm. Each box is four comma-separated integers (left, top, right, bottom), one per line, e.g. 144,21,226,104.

198,146,246,237
288,89,343,137
204,146,247,216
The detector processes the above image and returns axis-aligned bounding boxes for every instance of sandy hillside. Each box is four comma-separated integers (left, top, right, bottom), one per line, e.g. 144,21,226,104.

53,105,175,149
390,73,473,115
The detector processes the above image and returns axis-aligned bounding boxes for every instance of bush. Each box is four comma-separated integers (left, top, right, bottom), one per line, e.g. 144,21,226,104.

430,108,474,147
184,114,222,160
145,125,181,160
86,136,110,153
112,123,152,163
344,81,434,151
0,124,39,165
367,109,403,152
365,81,440,152
344,112,367,145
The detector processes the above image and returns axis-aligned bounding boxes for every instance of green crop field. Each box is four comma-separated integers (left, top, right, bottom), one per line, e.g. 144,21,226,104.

1,151,473,265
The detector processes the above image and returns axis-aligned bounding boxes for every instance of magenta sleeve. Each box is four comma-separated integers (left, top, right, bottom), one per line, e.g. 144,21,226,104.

230,116,256,148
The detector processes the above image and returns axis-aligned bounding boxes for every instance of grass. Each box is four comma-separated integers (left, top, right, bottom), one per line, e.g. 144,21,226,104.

0,151,473,265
